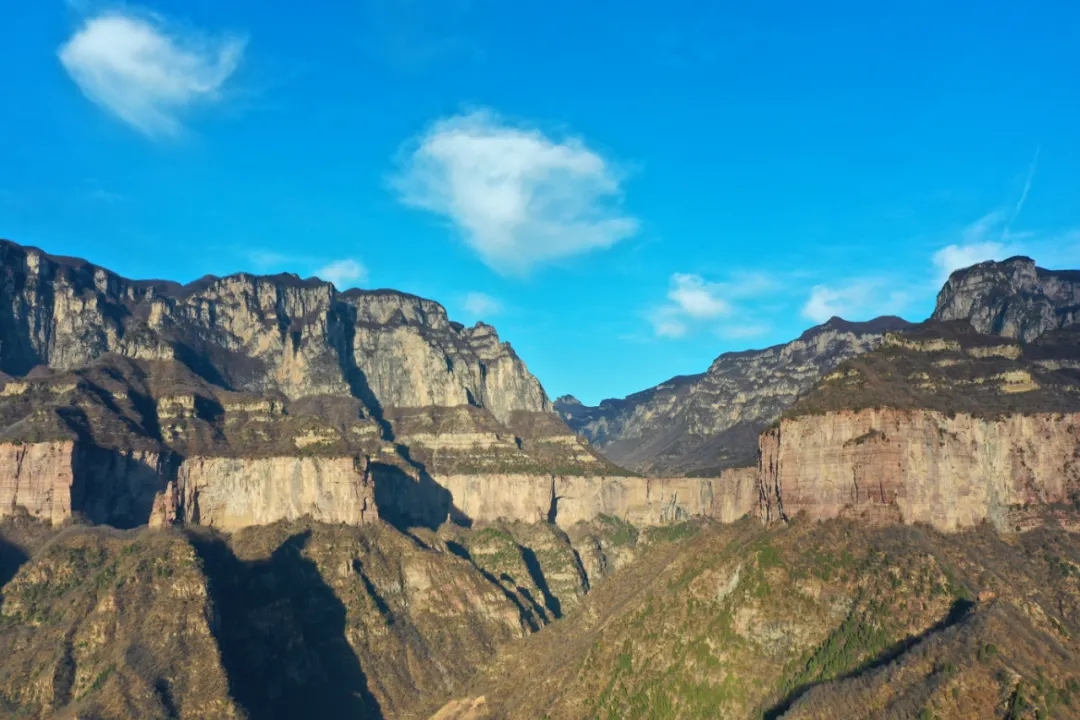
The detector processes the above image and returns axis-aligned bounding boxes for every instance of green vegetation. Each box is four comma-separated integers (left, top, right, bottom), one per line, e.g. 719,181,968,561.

597,514,639,546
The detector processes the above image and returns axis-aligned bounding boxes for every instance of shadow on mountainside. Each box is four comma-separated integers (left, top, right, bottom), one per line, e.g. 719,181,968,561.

371,447,474,533
763,597,976,719
0,535,29,613
188,529,383,720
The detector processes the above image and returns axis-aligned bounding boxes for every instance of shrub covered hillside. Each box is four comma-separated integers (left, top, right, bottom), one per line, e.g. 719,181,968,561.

431,513,1080,720
0,514,638,720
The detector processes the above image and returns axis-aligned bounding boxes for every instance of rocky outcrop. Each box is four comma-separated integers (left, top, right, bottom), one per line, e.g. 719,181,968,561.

557,316,911,475
757,409,1080,532
0,239,548,424
933,256,1080,341
759,320,1080,532
0,430,757,532
175,455,376,530
0,442,78,524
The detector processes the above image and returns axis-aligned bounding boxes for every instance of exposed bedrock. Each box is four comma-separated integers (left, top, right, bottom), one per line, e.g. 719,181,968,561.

758,409,1080,532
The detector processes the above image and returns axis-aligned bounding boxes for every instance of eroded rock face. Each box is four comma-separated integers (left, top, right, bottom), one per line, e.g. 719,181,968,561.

933,256,1080,341
0,441,78,524
0,240,548,424
436,469,758,528
758,409,1080,531
0,438,763,530
557,316,911,475
0,440,377,530
177,455,376,530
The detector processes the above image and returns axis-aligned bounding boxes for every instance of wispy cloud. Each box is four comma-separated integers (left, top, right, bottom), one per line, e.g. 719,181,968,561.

930,211,1030,283
648,308,689,339
802,281,910,323
1007,145,1041,231
667,273,730,318
244,249,300,272
58,9,245,137
462,292,503,319
650,272,778,339
315,259,367,289
393,109,638,275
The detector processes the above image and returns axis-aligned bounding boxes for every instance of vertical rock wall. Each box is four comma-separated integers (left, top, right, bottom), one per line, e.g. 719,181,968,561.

758,409,1080,531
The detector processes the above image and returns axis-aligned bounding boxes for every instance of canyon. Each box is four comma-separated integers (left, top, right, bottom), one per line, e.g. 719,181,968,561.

3,241,1080,720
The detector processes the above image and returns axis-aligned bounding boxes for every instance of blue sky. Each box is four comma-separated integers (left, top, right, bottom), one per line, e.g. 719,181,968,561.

2,0,1079,404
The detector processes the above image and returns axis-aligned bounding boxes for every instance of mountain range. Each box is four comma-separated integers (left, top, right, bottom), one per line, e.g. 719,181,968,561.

2,240,1080,719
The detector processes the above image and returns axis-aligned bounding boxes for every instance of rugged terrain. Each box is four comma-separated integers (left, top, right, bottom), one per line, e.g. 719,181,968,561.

0,239,733,533
556,316,911,476
0,509,655,719
430,513,1080,720
933,256,1080,341
4,240,1080,720
758,321,1080,531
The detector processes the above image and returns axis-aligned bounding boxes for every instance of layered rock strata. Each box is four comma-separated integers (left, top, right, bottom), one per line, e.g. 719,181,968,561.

758,321,1080,532
0,239,549,423
758,409,1080,532
1,438,755,530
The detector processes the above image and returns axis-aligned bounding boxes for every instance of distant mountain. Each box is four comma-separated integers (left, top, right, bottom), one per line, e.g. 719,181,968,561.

556,316,913,476
933,256,1080,341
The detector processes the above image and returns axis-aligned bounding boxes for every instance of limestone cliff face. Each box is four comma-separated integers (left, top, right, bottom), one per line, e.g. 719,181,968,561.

0,440,377,531
175,455,376,530
757,409,1080,532
436,468,757,528
0,442,77,524
0,239,549,423
759,320,1080,532
557,316,911,475
933,256,1080,341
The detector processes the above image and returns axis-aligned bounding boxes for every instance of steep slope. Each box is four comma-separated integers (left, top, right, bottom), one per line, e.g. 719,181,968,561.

758,321,1080,531
429,515,1080,720
933,256,1080,341
0,512,649,720
556,316,911,476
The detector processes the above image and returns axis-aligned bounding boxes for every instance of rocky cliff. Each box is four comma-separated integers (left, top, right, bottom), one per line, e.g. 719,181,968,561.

758,322,1080,531
556,316,912,476
932,256,1080,341
0,239,550,422
0,239,746,533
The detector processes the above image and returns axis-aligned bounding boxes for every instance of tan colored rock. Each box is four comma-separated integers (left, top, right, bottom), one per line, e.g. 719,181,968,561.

0,441,76,524
758,409,1080,531
176,455,377,530
435,470,756,528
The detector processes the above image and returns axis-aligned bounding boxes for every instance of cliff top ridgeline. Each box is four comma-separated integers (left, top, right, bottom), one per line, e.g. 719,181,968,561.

788,320,1080,419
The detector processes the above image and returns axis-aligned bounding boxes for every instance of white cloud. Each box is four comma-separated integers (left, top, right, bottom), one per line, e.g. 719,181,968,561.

929,212,1023,284
802,281,909,324
59,10,245,137
667,273,730,318
316,259,367,289
393,110,638,274
931,242,1009,282
648,308,688,339
648,272,771,338
463,292,503,318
